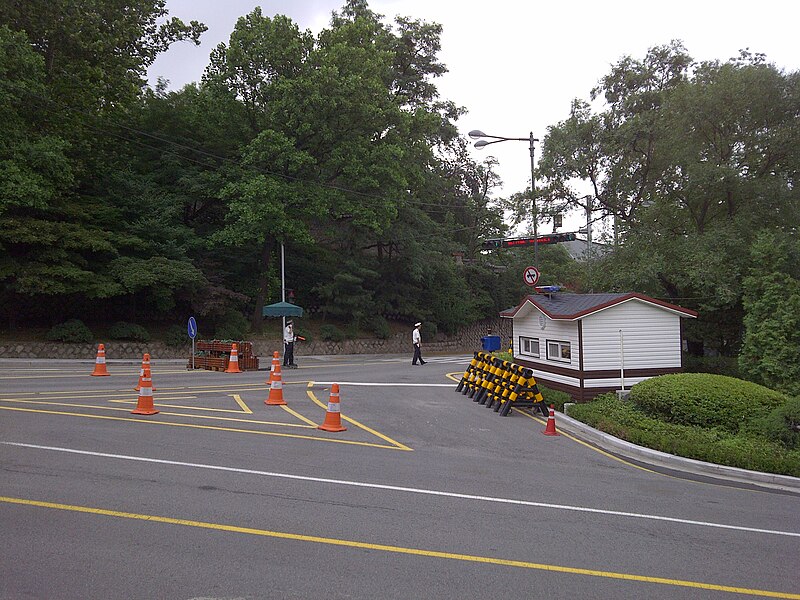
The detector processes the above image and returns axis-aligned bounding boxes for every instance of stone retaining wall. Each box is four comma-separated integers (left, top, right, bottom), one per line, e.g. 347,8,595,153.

0,318,512,360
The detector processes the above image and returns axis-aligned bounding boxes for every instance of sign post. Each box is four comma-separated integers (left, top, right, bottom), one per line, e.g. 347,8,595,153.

188,316,197,370
523,266,540,287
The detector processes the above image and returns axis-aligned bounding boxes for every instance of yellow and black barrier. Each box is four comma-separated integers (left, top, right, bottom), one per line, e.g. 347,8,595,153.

455,354,547,417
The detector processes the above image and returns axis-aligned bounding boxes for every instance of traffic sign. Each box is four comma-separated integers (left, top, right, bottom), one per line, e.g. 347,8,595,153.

523,266,540,287
188,316,197,339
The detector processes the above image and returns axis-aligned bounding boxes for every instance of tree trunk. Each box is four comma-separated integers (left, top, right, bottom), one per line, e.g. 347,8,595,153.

251,237,274,331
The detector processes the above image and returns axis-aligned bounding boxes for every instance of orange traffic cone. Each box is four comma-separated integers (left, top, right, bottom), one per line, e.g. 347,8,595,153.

134,353,156,391
265,363,286,405
267,351,280,384
542,404,560,436
318,383,347,432
91,344,110,376
225,343,242,373
131,366,158,415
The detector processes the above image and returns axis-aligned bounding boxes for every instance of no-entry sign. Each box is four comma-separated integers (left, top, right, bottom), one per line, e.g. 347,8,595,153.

523,266,540,287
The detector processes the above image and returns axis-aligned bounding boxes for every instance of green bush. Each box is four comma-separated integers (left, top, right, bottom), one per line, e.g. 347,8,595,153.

215,310,249,341
164,324,189,347
370,315,391,340
46,319,93,343
567,394,800,477
319,324,345,342
108,321,150,342
539,386,572,412
682,354,740,378
628,373,787,433
745,397,800,449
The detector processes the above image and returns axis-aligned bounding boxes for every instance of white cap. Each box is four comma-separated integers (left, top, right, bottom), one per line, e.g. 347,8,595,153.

414,322,422,327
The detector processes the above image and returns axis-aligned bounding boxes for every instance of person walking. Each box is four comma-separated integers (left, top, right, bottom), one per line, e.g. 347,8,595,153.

283,320,296,368
412,321,426,365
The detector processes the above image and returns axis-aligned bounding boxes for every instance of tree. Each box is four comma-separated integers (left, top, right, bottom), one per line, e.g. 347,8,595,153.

739,232,800,395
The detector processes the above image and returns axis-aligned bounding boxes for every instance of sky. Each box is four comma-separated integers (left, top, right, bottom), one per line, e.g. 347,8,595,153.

147,0,799,233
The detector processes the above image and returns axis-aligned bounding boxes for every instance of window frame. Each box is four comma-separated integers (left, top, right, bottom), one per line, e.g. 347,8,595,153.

518,336,539,358
546,339,571,363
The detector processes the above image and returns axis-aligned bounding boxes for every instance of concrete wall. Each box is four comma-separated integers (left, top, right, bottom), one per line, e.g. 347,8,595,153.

0,318,512,360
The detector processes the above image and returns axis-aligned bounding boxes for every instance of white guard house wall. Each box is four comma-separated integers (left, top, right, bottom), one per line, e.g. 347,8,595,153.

504,294,697,402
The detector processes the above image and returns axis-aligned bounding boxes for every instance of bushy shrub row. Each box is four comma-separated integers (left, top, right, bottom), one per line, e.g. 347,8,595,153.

46,319,93,343
568,393,800,477
628,373,787,433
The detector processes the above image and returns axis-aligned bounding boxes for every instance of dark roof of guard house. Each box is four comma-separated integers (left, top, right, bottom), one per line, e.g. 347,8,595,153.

500,292,698,320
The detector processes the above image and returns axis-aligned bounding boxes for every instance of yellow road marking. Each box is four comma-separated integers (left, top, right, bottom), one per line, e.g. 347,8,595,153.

1,496,796,599
0,397,314,428
280,403,319,427
306,382,412,452
0,406,403,449
231,394,252,414
512,408,658,473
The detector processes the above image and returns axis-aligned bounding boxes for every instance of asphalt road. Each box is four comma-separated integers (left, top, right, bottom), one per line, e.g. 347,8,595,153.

1,354,798,600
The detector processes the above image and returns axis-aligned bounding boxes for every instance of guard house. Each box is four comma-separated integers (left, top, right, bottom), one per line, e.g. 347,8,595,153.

500,292,698,401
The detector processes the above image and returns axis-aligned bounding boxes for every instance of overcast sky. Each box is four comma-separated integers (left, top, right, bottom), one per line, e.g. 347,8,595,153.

148,0,799,232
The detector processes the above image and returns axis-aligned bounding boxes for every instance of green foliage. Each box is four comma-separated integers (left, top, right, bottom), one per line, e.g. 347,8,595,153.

745,397,800,450
628,373,787,433
682,354,740,378
108,322,150,342
214,310,249,340
163,324,189,347
46,319,92,343
369,315,391,339
539,386,572,412
567,394,800,477
319,324,345,342
738,232,800,396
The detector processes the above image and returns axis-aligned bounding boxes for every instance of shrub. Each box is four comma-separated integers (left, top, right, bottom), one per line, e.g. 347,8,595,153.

46,319,93,343
215,310,249,341
370,315,391,340
164,324,189,348
319,324,345,342
628,373,787,433
539,386,572,412
682,354,740,378
745,397,800,449
108,321,150,342
567,394,800,477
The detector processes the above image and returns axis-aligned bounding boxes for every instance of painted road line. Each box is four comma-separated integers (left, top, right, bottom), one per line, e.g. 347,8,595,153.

0,496,796,599
312,381,453,387
0,398,314,428
2,442,796,539
306,383,412,451
0,409,405,450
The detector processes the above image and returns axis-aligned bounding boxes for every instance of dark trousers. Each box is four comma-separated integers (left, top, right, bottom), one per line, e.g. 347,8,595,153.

284,341,294,366
412,343,425,365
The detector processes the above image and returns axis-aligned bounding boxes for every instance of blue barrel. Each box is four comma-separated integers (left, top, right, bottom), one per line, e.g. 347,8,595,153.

481,335,501,351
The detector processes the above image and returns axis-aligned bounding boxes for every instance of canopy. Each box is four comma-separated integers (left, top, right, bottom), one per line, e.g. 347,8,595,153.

262,301,304,318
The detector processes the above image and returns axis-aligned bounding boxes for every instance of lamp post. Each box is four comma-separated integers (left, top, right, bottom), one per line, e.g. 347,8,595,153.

469,129,540,267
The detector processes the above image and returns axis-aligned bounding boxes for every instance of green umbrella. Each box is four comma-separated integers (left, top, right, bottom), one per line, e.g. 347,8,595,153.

262,301,304,318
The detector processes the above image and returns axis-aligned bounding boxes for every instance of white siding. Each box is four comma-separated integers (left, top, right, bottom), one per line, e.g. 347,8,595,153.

581,300,682,371
513,307,580,372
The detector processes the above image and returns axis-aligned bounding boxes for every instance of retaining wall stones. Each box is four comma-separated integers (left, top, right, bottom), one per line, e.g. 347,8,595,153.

0,318,512,361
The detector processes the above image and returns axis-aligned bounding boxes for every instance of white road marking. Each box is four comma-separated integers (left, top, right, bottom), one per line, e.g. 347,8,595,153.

3,441,797,539
313,382,453,387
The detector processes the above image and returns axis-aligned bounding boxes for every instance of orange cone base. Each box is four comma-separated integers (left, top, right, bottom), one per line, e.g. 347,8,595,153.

225,362,242,374
91,367,110,377
131,407,159,415
318,421,346,433
265,397,286,406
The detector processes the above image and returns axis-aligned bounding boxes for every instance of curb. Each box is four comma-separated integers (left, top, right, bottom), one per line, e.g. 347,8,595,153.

557,410,800,494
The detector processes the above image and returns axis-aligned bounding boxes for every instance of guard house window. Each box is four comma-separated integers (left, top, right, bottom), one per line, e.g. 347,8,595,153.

547,339,571,363
519,336,539,358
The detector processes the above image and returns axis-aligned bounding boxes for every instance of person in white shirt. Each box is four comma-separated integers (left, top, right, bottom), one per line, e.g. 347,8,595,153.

283,320,296,367
412,322,426,365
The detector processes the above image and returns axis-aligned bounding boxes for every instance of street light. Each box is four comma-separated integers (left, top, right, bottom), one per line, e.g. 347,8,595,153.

469,129,540,266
